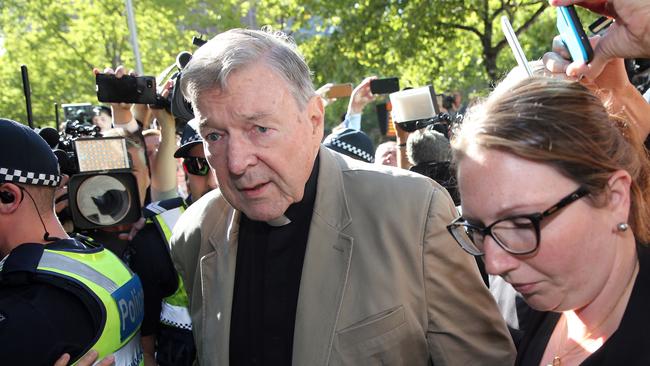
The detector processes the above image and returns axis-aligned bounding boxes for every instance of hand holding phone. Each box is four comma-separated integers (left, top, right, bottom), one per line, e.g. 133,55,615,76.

557,6,594,64
96,73,158,105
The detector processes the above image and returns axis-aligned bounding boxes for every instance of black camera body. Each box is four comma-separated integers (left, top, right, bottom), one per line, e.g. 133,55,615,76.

159,35,208,130
50,117,141,230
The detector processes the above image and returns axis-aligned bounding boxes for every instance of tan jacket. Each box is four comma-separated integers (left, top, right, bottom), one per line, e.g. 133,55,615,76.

171,146,515,365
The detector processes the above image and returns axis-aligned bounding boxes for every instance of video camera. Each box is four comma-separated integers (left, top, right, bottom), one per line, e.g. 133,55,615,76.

41,103,142,231
386,86,460,139
157,35,207,130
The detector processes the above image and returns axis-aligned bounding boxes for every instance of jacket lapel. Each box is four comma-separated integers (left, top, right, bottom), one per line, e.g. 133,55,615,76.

200,209,240,366
293,147,353,365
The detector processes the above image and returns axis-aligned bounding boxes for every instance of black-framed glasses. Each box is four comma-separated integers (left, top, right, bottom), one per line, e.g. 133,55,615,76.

447,186,589,256
183,156,210,176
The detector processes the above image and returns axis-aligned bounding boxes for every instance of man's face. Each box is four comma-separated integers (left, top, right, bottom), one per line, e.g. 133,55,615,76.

92,112,112,132
184,144,217,200
196,62,323,221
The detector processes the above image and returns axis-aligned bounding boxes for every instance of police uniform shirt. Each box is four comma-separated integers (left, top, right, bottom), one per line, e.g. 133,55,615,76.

0,239,103,365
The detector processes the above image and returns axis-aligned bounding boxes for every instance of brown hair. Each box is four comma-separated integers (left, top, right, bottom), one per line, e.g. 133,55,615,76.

452,77,650,243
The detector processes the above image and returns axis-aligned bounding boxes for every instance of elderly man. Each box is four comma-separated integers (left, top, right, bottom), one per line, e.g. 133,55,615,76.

171,28,515,366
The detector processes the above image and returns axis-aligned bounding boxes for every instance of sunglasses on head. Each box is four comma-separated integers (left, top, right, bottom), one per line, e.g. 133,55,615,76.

183,156,210,176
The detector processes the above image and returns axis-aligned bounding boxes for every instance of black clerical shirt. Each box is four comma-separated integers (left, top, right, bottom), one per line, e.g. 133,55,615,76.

230,156,320,366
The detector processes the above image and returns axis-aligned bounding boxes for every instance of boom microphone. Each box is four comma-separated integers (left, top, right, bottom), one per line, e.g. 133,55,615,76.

38,127,60,149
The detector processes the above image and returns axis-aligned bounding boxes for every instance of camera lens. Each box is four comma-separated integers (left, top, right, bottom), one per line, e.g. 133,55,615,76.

76,175,132,226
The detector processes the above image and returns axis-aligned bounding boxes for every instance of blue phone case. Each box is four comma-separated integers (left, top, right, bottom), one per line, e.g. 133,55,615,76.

557,6,594,64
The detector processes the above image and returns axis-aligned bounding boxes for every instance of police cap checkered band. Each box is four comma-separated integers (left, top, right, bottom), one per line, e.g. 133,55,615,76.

0,118,61,187
329,138,375,163
323,128,375,163
0,168,60,187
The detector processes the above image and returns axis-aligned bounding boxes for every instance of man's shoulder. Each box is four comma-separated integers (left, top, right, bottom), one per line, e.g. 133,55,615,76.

0,282,97,364
336,153,441,193
172,189,233,242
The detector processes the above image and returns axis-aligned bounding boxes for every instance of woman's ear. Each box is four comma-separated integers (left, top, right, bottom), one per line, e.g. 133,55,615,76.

606,169,632,221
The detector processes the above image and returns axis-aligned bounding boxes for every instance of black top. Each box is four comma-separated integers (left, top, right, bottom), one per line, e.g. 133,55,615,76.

127,223,178,336
516,244,650,365
230,156,320,366
0,239,103,365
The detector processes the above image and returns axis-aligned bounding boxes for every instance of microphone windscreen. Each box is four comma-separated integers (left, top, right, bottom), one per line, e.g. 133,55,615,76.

176,51,193,69
39,127,60,148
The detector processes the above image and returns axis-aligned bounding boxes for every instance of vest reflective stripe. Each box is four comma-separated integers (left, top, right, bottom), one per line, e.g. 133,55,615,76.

38,251,119,293
153,206,185,245
152,205,193,331
160,302,193,330
38,248,144,366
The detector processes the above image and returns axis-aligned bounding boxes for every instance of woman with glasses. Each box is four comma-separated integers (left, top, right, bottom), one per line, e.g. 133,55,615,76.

447,77,650,365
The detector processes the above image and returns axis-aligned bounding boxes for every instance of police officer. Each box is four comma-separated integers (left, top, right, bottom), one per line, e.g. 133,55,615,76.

0,118,145,365
128,122,217,366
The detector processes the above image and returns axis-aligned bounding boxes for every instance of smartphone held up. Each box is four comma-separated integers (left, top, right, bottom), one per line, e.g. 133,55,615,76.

95,73,158,105
556,5,594,64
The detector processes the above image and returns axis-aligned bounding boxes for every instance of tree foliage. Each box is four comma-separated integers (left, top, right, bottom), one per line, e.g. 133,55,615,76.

0,0,560,133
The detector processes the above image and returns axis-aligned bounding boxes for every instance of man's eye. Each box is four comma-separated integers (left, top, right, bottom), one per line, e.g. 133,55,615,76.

205,132,222,142
256,126,269,133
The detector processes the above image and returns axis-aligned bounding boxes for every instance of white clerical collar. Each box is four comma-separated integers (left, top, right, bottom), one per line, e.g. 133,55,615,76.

266,215,291,227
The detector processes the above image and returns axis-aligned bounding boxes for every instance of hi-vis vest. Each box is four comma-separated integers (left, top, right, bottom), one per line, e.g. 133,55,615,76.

1,239,144,366
144,198,193,331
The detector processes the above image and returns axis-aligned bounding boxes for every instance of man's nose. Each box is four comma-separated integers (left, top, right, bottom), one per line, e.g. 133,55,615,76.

226,135,257,175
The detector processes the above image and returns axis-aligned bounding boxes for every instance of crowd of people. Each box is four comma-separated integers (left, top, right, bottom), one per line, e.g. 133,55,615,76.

1,0,650,365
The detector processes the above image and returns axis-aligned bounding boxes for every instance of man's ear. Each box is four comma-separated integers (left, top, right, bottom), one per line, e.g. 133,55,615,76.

307,95,325,138
606,169,632,221
0,183,22,214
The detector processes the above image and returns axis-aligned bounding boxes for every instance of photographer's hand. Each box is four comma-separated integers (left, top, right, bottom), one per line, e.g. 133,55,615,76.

315,83,335,107
548,0,650,80
544,34,650,140
348,76,377,115
93,66,139,133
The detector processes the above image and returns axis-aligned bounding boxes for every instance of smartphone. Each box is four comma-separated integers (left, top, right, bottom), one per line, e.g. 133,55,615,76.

370,77,400,95
96,73,157,104
557,6,594,64
326,83,353,98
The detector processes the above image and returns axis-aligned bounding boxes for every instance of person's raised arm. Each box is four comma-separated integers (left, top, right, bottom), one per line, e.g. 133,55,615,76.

342,76,377,130
149,80,179,201
544,35,650,140
549,0,650,79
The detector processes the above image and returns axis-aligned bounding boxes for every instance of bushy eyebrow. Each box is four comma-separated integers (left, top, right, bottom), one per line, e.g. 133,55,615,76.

197,111,272,130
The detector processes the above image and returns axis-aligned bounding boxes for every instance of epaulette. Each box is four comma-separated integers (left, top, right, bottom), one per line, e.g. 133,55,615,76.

143,197,187,219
